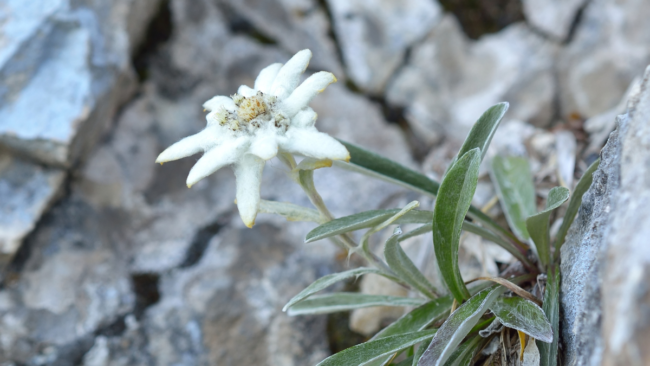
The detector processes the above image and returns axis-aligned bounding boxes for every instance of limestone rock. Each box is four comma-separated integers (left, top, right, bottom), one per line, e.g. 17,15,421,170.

215,0,343,77
0,197,134,363
327,0,442,94
584,76,642,155
0,0,161,167
0,0,419,363
558,0,650,120
387,16,557,146
521,0,586,41
600,66,650,365
0,154,64,268
142,226,332,366
560,66,650,366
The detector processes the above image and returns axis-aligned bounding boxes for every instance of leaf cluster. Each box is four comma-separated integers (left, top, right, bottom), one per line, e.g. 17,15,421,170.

282,103,599,366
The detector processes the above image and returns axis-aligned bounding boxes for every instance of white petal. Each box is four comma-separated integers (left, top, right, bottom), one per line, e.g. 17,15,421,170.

249,135,279,160
291,108,317,128
279,129,350,161
203,96,236,112
254,63,283,93
270,49,312,99
280,72,336,117
156,129,213,163
234,154,265,228
186,137,250,187
238,85,257,97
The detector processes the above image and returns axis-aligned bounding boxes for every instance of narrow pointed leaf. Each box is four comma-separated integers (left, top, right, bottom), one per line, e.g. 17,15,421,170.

287,293,426,316
308,209,520,262
385,233,438,299
538,266,560,366
432,148,481,302
413,339,431,366
368,282,494,366
283,268,381,311
306,209,432,243
444,335,484,366
489,297,553,343
400,224,433,241
418,286,506,366
490,156,537,241
448,102,509,170
337,141,440,197
526,187,570,268
554,158,599,260
316,330,437,366
336,140,520,247
376,298,453,340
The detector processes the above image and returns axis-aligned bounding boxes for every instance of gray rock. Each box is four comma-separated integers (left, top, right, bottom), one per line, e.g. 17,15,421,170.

521,0,587,41
0,154,64,268
600,66,650,365
584,76,642,155
0,0,420,363
141,226,333,366
215,0,343,77
560,66,650,366
387,16,557,146
327,0,442,94
0,197,134,364
0,0,161,167
558,0,650,120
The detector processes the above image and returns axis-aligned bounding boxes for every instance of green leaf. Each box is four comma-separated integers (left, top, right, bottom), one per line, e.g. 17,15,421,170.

489,297,553,343
538,266,560,366
316,330,437,366
554,158,599,260
432,148,481,302
283,268,382,311
306,209,432,243
337,141,440,197
526,187,570,269
412,339,430,366
377,297,453,339
287,293,426,316
369,282,493,366
374,280,494,343
368,282,494,366
418,286,506,366
443,335,484,366
448,102,509,170
336,140,519,248
490,156,537,241
385,232,439,299
308,210,517,259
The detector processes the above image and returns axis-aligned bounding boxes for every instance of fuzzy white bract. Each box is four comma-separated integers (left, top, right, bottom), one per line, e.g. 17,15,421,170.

155,49,350,228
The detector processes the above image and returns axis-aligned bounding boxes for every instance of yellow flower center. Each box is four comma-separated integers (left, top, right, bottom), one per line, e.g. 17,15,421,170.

237,95,268,122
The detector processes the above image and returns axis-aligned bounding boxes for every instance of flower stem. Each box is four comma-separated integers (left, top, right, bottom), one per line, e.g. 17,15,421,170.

296,170,395,275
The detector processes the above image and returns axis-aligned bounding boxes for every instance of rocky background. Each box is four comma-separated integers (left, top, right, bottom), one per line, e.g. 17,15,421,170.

0,0,649,365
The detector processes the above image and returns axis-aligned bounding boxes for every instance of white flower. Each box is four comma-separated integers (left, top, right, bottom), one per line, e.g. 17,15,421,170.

155,49,350,228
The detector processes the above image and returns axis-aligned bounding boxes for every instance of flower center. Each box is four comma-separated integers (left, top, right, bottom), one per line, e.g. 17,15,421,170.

237,95,267,122
212,91,288,134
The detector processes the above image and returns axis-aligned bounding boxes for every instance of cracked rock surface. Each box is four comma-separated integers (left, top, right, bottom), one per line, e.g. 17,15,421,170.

1,0,650,364
561,66,650,366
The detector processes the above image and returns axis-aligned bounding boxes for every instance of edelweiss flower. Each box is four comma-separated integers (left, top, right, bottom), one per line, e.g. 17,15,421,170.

155,49,350,227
